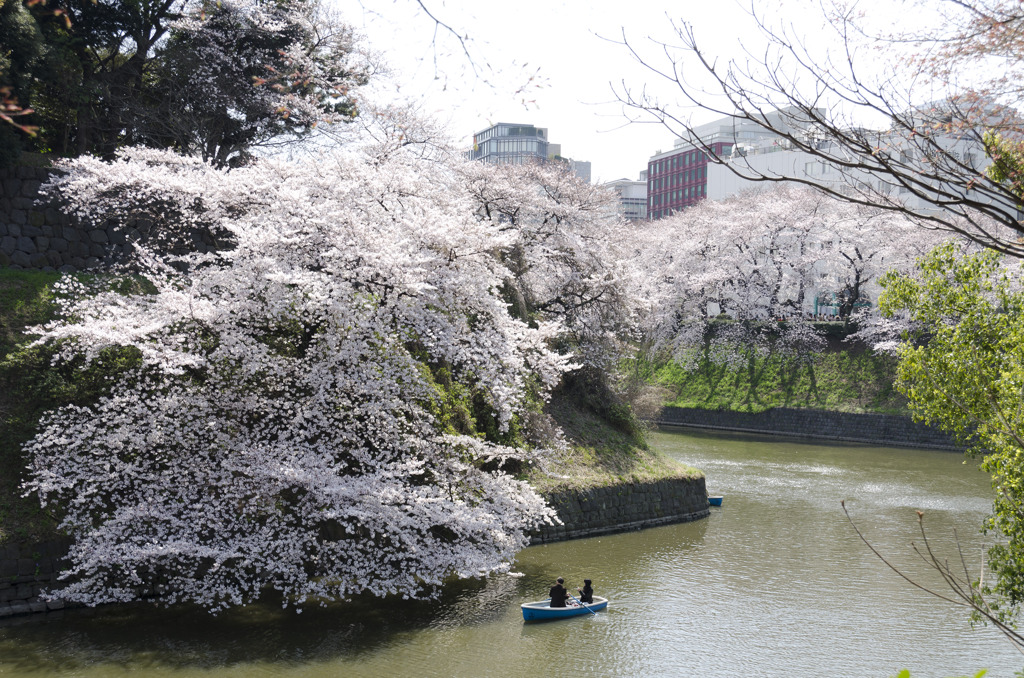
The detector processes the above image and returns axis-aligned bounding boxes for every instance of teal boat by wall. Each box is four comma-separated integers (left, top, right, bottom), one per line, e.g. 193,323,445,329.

521,596,609,622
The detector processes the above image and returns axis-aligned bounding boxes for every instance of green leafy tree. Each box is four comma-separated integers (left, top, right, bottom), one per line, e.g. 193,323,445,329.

6,0,367,164
880,243,1024,623
132,0,367,166
0,0,46,159
983,131,1024,209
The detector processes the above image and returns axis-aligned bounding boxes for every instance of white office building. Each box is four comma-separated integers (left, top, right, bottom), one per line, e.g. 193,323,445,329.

603,176,648,221
648,107,992,219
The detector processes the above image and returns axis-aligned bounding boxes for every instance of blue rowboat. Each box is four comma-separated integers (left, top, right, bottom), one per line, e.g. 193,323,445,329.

708,495,723,506
521,596,608,621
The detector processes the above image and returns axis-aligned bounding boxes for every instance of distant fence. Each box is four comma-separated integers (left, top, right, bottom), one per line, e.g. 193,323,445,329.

657,406,961,451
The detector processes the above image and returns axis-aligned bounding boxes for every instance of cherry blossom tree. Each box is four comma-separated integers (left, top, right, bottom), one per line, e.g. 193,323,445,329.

642,185,947,368
459,161,646,369
453,160,655,433
22,114,586,612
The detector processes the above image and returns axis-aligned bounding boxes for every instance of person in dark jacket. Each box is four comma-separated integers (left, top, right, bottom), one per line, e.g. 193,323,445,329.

577,579,594,603
549,577,569,607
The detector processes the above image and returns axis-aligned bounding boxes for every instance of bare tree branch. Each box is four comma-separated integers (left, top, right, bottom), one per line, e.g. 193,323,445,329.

613,3,1024,256
842,500,1024,653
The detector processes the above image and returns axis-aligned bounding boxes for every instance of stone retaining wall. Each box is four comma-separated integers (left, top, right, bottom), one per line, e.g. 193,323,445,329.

0,162,215,272
531,476,709,544
657,406,960,450
0,538,74,620
1,164,121,272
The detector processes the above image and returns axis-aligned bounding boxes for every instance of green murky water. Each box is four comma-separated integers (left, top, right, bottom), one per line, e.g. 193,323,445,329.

1,429,1019,677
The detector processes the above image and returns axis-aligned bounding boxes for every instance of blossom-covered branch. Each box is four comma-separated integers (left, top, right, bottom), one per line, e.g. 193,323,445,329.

23,116,593,611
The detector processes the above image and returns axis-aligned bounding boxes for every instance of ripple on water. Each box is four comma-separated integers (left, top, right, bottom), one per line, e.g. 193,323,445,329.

0,430,1017,678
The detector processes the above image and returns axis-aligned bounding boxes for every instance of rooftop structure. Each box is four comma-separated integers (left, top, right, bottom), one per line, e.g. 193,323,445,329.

646,107,993,220
469,123,556,166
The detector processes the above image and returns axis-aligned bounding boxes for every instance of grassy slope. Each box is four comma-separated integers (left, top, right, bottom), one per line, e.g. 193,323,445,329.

650,342,907,415
530,387,701,494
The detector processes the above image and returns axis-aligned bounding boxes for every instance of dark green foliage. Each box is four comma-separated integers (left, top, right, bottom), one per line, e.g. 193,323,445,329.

4,0,366,164
532,375,692,494
140,0,366,166
423,364,477,437
0,268,58,355
0,269,140,544
0,0,46,164
418,359,536,453
556,366,646,442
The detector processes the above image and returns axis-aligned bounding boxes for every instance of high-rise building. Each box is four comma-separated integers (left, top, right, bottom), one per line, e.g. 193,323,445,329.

647,113,788,220
468,122,591,182
469,123,555,165
565,159,592,184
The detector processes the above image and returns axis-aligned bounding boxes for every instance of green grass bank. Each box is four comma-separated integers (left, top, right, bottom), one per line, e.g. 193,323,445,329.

0,269,64,545
631,332,907,417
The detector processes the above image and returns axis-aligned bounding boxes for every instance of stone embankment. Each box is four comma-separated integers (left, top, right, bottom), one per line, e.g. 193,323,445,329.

0,538,74,620
531,476,709,544
0,161,215,272
1,163,123,272
658,406,960,450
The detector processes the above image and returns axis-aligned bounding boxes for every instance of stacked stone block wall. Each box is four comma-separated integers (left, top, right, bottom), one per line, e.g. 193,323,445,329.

531,476,709,544
0,162,215,272
0,538,75,621
658,406,960,450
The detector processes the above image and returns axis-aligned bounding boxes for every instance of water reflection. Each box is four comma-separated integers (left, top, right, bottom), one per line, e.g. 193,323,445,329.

0,574,528,672
1,429,1021,677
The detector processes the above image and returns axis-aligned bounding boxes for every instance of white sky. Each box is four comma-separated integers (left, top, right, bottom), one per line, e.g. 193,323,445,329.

338,0,897,183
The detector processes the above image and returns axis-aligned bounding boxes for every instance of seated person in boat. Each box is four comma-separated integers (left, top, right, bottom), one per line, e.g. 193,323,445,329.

549,577,569,607
577,579,593,603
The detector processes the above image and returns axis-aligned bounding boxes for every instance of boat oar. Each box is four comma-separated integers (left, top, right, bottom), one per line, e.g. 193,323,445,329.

569,593,598,616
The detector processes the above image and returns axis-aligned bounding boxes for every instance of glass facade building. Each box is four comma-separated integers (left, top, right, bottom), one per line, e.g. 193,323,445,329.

468,124,555,165
467,123,591,183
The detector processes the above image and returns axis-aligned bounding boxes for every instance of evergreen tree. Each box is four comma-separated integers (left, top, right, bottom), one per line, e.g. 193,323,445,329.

3,0,368,165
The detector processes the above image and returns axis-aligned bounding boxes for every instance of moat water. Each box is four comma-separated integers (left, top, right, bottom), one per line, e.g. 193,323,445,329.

1,429,1020,677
